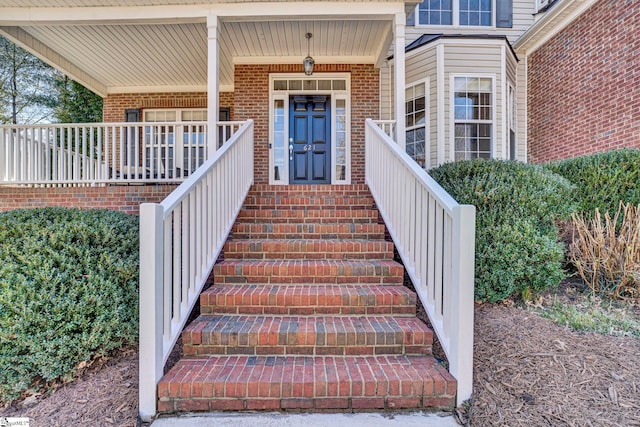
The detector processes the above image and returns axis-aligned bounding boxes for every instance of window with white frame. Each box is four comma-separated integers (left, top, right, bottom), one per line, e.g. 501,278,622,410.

453,77,492,160
405,82,427,168
143,108,206,177
417,0,492,26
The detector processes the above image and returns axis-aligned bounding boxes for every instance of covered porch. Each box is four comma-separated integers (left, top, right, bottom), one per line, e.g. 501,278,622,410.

0,1,411,188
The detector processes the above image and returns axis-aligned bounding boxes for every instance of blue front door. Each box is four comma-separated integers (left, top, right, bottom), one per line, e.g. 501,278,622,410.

289,96,331,184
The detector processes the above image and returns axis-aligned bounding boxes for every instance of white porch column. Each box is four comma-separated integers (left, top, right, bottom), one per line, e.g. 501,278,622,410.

207,14,220,155
393,12,406,149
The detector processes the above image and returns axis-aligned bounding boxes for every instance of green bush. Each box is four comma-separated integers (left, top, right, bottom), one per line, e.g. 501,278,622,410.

545,149,640,216
0,208,139,403
475,220,566,302
430,159,575,302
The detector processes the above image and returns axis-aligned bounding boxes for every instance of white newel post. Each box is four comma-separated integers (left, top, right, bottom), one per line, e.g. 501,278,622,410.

449,204,476,405
207,14,220,156
394,12,406,150
139,203,165,422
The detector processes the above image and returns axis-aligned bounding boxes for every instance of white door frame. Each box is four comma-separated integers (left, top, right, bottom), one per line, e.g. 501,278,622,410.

268,73,351,185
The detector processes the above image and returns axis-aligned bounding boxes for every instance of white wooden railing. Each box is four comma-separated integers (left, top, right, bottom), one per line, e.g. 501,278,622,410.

138,120,254,421
373,119,397,141
0,121,245,186
365,119,476,406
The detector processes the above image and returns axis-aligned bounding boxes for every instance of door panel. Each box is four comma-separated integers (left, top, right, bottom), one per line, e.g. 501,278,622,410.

289,96,331,184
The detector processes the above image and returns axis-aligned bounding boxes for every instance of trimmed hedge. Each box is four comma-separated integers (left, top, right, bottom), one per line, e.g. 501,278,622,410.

545,149,640,217
0,208,139,403
430,159,575,302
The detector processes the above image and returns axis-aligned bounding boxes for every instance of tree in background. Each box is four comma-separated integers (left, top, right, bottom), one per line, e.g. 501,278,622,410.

0,36,56,124
53,75,103,124
0,36,102,124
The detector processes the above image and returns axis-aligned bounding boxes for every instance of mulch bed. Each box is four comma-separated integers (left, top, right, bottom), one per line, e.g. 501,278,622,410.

2,297,639,426
0,348,139,427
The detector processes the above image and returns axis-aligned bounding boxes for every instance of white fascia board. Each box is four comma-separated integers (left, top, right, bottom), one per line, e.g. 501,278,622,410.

233,55,376,65
406,37,510,61
513,0,597,55
0,25,108,96
210,2,406,19
106,85,210,95
0,2,406,25
0,5,208,26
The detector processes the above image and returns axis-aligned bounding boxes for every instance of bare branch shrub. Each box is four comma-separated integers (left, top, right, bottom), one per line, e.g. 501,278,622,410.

570,202,640,298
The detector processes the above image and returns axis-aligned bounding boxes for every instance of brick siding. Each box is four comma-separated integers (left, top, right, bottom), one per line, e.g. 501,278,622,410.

103,92,234,122
0,185,177,214
527,0,640,163
233,64,379,184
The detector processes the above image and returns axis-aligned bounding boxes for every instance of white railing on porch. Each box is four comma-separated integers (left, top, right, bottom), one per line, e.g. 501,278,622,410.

0,121,245,186
138,119,253,421
373,119,396,141
365,119,476,406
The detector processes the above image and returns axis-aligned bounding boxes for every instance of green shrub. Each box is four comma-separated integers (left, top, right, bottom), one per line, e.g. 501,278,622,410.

0,208,139,403
430,159,575,302
546,149,640,217
475,220,565,302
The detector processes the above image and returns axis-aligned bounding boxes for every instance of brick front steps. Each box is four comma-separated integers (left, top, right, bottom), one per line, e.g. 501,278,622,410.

158,185,456,413
158,355,456,412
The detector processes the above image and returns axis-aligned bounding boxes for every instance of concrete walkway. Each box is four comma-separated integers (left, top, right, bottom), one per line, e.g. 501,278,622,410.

151,411,459,427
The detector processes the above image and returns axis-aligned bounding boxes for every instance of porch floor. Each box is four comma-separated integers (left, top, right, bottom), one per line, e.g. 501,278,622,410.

157,185,456,412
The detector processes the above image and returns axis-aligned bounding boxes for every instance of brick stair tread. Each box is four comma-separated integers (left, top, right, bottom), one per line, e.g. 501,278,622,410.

213,259,404,284
157,355,456,412
247,184,372,197
200,284,416,316
231,223,386,239
243,196,374,209
182,314,432,356
224,239,394,260
237,208,379,224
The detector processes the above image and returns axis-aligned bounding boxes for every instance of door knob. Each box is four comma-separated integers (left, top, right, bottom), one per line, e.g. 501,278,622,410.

289,144,293,161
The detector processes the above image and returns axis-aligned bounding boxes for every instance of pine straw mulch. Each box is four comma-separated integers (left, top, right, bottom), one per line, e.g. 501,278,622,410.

2,290,640,426
0,348,139,427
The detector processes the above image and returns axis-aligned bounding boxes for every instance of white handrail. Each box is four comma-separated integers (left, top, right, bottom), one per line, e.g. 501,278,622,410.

0,122,243,186
365,119,476,406
138,120,254,421
372,119,397,141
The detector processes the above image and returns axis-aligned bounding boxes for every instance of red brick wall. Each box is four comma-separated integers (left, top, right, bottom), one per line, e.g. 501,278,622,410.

234,64,379,184
527,0,640,163
103,92,234,122
0,185,177,215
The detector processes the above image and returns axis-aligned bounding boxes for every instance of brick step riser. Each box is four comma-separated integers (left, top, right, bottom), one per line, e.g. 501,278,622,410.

159,396,455,412
202,305,416,316
184,344,432,357
200,285,417,316
224,241,394,260
243,196,374,208
231,224,387,240
247,184,372,197
157,355,456,412
214,277,404,285
238,209,378,218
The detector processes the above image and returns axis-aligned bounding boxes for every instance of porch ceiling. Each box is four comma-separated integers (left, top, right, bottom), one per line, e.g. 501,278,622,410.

1,18,392,95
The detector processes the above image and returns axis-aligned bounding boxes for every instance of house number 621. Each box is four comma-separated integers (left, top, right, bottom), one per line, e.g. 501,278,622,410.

303,144,314,151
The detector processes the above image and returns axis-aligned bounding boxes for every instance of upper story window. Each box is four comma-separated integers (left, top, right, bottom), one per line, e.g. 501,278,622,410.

416,0,493,27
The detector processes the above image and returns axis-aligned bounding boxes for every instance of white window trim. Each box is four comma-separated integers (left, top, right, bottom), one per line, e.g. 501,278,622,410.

268,73,351,185
143,108,207,173
449,74,496,161
405,78,429,168
414,0,495,29
507,82,516,160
